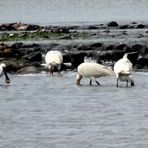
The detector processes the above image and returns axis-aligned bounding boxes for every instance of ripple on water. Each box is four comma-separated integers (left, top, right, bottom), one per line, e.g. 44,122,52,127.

0,72,148,147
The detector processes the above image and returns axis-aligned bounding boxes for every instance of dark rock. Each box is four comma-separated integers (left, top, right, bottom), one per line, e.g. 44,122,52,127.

137,57,148,67
70,52,87,68
50,27,70,33
136,24,145,29
0,24,6,30
126,52,138,65
23,43,40,49
1,60,24,73
0,43,9,50
97,51,113,62
16,66,40,74
46,43,59,51
3,48,13,57
26,24,41,31
90,42,103,48
132,44,143,52
128,25,135,29
26,52,42,62
96,50,123,62
119,25,129,29
131,22,137,24
107,21,118,27
11,42,23,49
132,44,148,55
112,50,125,61
6,24,16,30
134,64,144,69
65,26,80,30
105,45,114,51
61,63,73,71
115,44,127,51
77,44,92,51
87,25,99,29
63,53,71,63
123,46,132,53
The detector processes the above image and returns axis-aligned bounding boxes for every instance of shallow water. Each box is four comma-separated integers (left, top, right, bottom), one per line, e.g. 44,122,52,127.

1,0,148,25
0,71,148,148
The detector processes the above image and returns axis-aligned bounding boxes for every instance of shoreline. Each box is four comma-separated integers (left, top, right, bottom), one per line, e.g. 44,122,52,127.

0,21,148,74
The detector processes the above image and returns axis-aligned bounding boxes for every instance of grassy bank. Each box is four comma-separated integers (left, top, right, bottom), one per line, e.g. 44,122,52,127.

0,30,92,41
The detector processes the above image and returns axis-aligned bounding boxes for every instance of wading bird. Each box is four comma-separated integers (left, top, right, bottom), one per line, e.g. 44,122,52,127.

0,63,11,84
114,53,134,87
45,50,63,74
76,62,114,85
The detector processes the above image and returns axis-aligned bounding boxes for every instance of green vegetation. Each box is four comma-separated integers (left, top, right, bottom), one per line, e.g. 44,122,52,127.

0,31,92,41
0,31,65,41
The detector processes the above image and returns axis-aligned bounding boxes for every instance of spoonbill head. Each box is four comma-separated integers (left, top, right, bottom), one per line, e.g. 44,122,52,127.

45,50,63,74
0,63,11,84
114,53,134,87
76,62,114,85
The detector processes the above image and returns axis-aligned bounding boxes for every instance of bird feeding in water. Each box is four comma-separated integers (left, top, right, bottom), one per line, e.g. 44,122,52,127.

45,50,63,74
0,63,11,84
114,53,134,87
76,62,114,85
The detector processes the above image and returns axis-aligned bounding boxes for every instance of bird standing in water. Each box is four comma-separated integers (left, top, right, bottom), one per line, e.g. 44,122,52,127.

114,53,134,87
0,63,11,84
76,62,114,85
45,50,63,74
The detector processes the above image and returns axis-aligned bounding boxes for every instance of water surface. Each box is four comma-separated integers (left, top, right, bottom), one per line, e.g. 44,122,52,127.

0,0,148,25
0,72,148,148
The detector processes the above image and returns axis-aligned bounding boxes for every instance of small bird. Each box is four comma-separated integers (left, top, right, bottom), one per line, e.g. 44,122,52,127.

45,50,63,74
114,53,134,87
76,62,114,85
0,63,11,84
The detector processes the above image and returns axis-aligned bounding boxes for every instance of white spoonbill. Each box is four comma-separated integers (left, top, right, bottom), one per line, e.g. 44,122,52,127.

76,62,114,85
114,53,134,87
0,63,11,84
45,50,63,74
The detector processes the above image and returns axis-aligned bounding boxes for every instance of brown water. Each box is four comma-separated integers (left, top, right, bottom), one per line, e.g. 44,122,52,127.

0,72,148,148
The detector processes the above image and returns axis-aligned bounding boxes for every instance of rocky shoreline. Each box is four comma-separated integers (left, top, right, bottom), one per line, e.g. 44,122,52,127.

1,21,148,74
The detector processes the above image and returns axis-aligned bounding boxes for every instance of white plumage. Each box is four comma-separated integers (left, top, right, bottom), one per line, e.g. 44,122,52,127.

45,50,63,74
114,53,134,87
76,62,114,85
0,63,10,84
